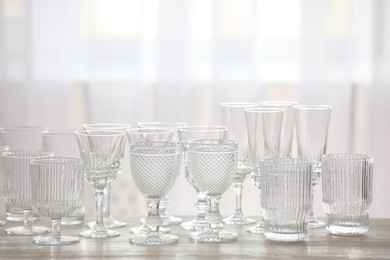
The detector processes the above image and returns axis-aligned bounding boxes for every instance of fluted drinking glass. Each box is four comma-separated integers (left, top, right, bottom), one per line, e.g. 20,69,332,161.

245,108,284,234
129,142,181,246
76,130,125,238
83,123,131,229
322,153,373,236
30,157,84,245
262,158,312,242
0,145,9,226
178,125,227,231
188,140,238,243
1,150,52,235
294,105,332,228
137,122,186,226
0,126,47,222
220,102,258,225
42,130,85,225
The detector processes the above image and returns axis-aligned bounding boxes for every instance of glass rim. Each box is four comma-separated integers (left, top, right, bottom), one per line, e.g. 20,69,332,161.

293,105,332,110
244,108,284,113
83,123,131,130
259,100,298,106
137,122,187,128
220,102,259,108
263,158,311,167
75,129,125,137
30,157,81,165
127,127,174,134
179,125,227,132
322,153,373,162
189,139,237,154
0,145,9,151
44,129,81,135
1,150,53,158
0,126,48,133
130,141,180,156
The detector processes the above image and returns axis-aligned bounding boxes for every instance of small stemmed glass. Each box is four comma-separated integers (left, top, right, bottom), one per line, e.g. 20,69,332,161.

129,142,181,246
188,140,238,243
76,130,125,238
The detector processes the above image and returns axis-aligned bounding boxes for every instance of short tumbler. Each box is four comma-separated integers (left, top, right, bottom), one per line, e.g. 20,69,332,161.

322,153,373,236
262,158,312,242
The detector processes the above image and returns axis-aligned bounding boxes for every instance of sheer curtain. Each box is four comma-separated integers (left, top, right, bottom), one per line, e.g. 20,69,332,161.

0,0,389,217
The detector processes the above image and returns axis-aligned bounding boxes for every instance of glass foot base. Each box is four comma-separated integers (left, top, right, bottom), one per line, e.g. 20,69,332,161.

33,235,80,245
6,212,39,222
0,220,5,226
223,214,256,225
79,228,120,238
181,220,209,231
264,231,307,242
130,233,178,246
326,224,368,236
246,222,264,234
130,225,170,235
5,226,49,236
308,217,325,229
87,217,127,229
189,230,238,243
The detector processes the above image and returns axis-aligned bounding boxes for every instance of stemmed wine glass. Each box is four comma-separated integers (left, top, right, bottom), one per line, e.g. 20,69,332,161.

294,105,332,229
1,150,52,235
129,142,181,246
137,122,186,226
76,130,126,238
244,108,284,234
220,102,258,225
188,140,238,243
178,125,227,231
30,157,84,245
0,145,9,226
82,123,131,229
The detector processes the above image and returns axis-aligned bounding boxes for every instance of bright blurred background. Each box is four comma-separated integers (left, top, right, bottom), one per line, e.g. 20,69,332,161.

0,0,389,219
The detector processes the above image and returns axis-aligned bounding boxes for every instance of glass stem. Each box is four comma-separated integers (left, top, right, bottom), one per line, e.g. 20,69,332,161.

208,195,222,230
309,184,316,218
95,188,106,230
159,196,169,217
145,198,162,233
23,209,33,231
51,219,61,241
195,191,208,223
103,185,111,219
234,182,243,215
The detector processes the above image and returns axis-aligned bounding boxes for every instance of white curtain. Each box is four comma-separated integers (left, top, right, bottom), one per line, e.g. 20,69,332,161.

0,0,389,218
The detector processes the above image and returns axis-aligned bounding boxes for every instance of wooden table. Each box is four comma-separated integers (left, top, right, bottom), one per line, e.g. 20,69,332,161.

0,217,389,259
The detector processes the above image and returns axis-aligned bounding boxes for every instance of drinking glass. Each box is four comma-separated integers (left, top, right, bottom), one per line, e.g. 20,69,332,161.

137,122,186,226
294,105,332,228
178,125,227,231
1,150,52,235
188,140,238,243
0,145,9,226
129,142,181,246
30,157,84,245
322,153,373,236
245,108,284,234
220,102,258,225
42,130,85,225
83,123,131,229
76,130,125,238
0,126,47,222
259,101,297,157
262,158,312,242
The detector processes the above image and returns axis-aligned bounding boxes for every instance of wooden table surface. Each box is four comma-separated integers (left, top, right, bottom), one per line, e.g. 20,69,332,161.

0,217,389,259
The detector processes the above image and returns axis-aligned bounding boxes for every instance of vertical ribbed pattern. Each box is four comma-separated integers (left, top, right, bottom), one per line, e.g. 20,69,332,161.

30,157,84,219
322,153,373,235
261,158,312,242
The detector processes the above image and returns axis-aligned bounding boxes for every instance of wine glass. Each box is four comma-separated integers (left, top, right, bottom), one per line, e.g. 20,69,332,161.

220,102,258,225
42,129,85,225
30,157,84,245
82,123,131,229
178,125,227,231
0,145,9,226
129,142,181,246
294,105,332,229
188,140,238,243
137,122,186,226
244,108,284,234
76,130,126,238
1,150,52,235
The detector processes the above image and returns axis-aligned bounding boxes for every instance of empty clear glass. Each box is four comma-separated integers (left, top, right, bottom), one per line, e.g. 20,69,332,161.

30,157,84,245
220,102,258,225
137,122,186,226
0,145,9,226
322,154,373,236
1,150,52,235
129,142,181,246
178,125,227,231
188,140,238,243
0,126,47,222
259,101,297,157
294,105,332,228
42,130,85,225
245,108,284,234
262,158,312,242
76,130,125,238
83,123,131,229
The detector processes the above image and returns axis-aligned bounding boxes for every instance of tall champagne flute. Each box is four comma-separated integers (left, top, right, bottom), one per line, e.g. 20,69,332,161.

220,102,258,225
178,125,227,231
294,105,332,229
0,145,9,226
83,123,131,229
1,150,52,235
244,108,284,234
30,157,84,245
137,122,186,226
76,130,125,238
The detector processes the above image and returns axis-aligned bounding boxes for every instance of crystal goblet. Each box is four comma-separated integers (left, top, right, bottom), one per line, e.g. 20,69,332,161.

30,157,84,245
129,142,181,246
